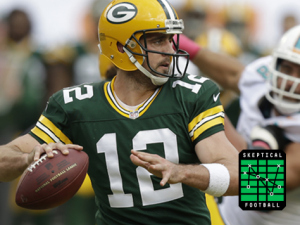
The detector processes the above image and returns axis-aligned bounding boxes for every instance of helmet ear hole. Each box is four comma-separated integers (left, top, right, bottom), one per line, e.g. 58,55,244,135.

117,42,125,53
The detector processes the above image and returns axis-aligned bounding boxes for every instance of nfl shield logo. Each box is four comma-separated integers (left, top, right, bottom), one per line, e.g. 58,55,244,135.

129,111,139,119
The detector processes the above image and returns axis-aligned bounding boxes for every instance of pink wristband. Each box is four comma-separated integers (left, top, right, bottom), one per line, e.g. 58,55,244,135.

252,140,271,150
174,34,201,60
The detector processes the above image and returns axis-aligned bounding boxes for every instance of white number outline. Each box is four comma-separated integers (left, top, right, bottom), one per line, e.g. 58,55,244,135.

63,85,94,104
172,74,209,94
97,128,183,208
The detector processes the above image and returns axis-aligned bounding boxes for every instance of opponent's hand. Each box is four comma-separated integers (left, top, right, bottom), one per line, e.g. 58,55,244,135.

250,125,288,150
130,150,182,186
30,143,83,162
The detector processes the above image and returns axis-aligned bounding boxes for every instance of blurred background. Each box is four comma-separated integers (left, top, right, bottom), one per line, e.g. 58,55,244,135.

0,0,299,224
1,0,299,52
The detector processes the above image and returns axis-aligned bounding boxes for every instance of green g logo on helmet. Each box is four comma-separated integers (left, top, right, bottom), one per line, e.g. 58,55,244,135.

107,3,137,24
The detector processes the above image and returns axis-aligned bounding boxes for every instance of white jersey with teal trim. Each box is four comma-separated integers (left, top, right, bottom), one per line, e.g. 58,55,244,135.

237,55,300,144
219,56,300,225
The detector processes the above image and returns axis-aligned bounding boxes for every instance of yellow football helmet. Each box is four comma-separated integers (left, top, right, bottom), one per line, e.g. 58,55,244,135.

98,0,189,85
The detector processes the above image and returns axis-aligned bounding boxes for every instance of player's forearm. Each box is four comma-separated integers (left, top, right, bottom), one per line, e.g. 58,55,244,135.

0,145,30,182
131,149,239,196
175,162,239,196
192,49,244,94
174,164,210,190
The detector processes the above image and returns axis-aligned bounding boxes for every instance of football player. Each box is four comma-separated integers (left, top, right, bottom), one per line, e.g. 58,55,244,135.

0,1,239,224
219,25,300,225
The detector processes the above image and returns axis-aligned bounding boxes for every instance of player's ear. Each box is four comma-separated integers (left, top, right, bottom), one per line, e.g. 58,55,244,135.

117,42,125,53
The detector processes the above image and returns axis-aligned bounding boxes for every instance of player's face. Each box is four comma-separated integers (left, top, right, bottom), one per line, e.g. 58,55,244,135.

140,33,174,76
277,59,300,101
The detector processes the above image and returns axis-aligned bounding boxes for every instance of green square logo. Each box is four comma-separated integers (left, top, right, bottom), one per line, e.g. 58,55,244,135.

239,150,286,210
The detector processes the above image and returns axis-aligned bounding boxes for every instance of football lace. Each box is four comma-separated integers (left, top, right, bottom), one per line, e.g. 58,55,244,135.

27,150,59,172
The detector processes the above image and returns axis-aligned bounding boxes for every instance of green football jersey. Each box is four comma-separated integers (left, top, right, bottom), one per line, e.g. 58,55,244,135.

30,74,224,225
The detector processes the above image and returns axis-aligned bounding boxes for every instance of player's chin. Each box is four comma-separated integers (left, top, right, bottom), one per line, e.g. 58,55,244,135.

156,67,170,76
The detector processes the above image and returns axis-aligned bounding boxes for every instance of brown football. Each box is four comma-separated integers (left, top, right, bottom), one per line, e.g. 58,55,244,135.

15,149,89,210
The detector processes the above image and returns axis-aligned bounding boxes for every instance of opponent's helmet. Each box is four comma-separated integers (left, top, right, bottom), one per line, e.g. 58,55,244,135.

98,0,189,85
266,25,300,115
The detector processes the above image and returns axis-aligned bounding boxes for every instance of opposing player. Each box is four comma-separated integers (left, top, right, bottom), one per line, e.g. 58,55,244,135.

178,25,300,224
218,25,300,225
0,0,239,224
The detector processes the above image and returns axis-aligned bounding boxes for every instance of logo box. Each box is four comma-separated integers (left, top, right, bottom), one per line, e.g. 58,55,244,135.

239,150,286,211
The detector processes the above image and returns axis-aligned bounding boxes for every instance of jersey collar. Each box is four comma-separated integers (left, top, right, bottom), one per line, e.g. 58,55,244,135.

104,77,162,119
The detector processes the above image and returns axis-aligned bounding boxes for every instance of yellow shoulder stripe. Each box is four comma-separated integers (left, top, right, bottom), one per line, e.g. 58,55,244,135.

188,105,224,141
31,115,72,144
31,126,56,144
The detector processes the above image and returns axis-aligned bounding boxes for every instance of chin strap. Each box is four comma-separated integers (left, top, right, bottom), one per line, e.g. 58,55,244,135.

123,47,169,86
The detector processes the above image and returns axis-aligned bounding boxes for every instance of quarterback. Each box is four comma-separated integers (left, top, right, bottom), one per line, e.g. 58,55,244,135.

0,0,239,224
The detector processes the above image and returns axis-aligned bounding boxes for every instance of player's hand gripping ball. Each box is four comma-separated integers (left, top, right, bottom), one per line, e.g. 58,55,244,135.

15,149,89,210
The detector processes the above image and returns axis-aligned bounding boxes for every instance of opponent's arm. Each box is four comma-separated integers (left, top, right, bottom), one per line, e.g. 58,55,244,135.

0,134,83,182
224,115,247,152
130,131,239,196
285,142,300,191
177,34,244,94
249,126,299,191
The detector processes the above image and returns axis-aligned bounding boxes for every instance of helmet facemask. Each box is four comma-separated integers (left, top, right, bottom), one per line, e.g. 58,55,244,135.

266,57,300,115
265,25,300,115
